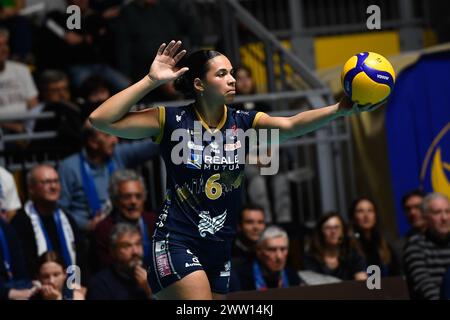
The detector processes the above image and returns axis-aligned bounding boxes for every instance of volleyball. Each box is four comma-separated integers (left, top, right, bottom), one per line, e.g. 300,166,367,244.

341,52,396,106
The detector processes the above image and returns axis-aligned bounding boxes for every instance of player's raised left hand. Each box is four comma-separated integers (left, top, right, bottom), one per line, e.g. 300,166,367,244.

147,40,189,84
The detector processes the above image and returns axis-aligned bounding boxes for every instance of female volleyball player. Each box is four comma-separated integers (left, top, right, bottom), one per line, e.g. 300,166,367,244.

89,40,380,299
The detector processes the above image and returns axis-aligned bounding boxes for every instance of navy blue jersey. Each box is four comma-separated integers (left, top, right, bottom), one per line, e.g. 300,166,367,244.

153,104,264,242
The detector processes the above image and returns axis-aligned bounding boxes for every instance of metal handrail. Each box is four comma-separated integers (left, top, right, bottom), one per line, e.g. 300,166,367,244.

224,0,329,90
145,89,330,109
0,111,55,123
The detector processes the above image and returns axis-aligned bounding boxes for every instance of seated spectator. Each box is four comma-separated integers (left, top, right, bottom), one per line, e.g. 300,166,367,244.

230,225,301,292
232,65,270,113
89,0,124,17
392,189,427,275
0,0,32,62
94,169,156,270
402,190,428,237
30,70,84,158
303,212,367,281
0,166,21,221
0,27,38,133
77,75,112,121
10,164,85,278
0,218,37,300
349,197,400,277
87,223,151,300
58,121,159,234
404,192,450,300
32,251,85,300
114,0,202,83
231,204,266,268
36,0,130,91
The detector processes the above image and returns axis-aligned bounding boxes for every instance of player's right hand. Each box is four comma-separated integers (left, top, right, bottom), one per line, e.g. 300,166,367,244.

148,40,189,84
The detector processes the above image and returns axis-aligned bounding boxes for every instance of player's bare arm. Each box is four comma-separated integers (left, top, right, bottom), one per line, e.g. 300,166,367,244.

89,40,189,139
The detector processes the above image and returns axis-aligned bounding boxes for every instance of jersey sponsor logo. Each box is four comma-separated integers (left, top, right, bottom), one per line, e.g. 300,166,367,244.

224,140,242,151
220,260,231,277
209,141,221,154
198,210,227,237
185,262,202,268
155,241,172,277
187,140,204,151
186,153,202,170
204,154,239,165
176,110,186,123
236,110,250,116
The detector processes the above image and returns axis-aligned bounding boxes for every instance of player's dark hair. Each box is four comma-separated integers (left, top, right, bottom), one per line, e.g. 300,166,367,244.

173,50,223,99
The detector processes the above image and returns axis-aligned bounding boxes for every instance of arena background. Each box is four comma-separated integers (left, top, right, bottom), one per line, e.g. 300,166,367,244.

1,0,450,301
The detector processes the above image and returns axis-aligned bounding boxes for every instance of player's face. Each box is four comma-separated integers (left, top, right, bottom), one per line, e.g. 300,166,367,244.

425,198,450,237
353,199,377,232
239,209,266,242
202,55,236,104
115,181,145,221
257,236,288,273
39,261,66,293
29,167,61,204
404,195,426,229
322,217,343,247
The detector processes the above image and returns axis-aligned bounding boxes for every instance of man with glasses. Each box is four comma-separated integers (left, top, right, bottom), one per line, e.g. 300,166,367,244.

29,70,84,158
58,121,159,235
93,169,156,270
10,164,85,278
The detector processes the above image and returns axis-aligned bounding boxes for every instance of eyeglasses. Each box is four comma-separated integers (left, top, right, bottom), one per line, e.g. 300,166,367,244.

118,193,145,201
36,179,60,186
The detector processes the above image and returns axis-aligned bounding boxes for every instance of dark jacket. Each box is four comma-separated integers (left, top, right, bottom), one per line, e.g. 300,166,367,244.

303,248,366,281
93,210,156,270
10,208,86,280
230,259,301,292
0,219,31,300
86,266,149,300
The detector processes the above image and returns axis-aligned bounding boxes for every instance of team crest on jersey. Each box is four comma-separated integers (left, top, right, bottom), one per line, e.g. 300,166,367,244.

198,210,227,237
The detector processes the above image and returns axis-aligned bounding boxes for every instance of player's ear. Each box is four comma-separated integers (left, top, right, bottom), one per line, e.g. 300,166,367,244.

193,78,204,93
